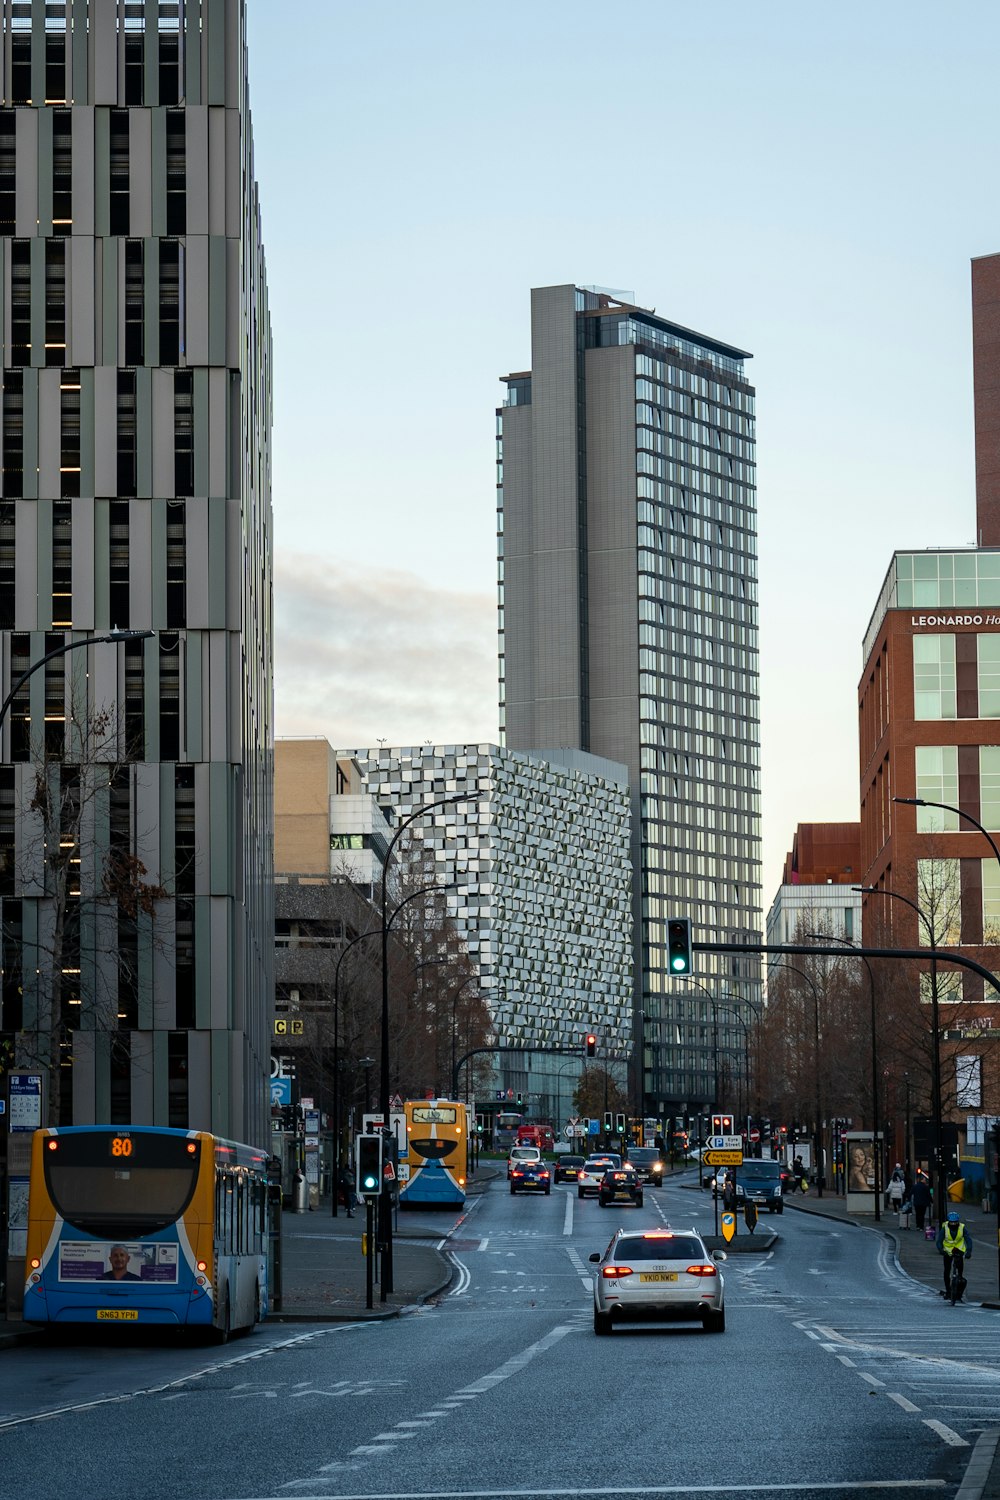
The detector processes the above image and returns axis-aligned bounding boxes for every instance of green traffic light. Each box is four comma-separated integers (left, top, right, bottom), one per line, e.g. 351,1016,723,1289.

671,955,687,972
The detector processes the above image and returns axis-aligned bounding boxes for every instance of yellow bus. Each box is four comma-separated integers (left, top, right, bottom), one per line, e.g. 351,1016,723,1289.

22,1125,269,1339
400,1100,468,1207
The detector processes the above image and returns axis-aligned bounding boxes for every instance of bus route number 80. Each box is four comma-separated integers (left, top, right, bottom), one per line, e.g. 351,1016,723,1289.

109,1135,134,1159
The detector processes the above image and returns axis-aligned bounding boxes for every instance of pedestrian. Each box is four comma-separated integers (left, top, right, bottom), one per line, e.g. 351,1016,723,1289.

339,1161,357,1218
887,1162,906,1211
911,1170,932,1231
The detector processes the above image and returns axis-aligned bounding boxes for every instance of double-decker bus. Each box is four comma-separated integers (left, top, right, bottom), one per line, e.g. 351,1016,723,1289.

494,1110,523,1152
22,1125,269,1338
399,1100,467,1207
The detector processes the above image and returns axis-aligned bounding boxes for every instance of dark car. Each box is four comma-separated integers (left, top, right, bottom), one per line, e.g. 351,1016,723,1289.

554,1154,586,1183
627,1146,666,1185
732,1159,784,1214
510,1159,551,1195
598,1167,644,1208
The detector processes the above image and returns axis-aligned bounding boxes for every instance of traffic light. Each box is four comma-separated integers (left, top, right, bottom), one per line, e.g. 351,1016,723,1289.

516,1092,522,1106
356,1133,382,1196
711,1113,734,1135
604,1111,613,1133
667,916,693,975
585,1033,596,1057
615,1113,626,1136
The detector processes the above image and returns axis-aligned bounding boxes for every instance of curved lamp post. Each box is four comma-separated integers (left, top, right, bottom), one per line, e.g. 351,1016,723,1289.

807,931,880,1218
854,883,945,1221
0,629,154,740
379,790,477,1297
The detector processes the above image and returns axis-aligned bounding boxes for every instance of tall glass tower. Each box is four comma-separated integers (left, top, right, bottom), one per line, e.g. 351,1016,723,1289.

498,285,761,1121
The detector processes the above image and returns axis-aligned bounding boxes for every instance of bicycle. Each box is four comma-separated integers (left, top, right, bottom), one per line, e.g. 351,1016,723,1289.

945,1250,966,1305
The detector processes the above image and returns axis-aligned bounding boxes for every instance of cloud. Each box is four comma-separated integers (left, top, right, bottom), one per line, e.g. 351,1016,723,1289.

274,549,500,748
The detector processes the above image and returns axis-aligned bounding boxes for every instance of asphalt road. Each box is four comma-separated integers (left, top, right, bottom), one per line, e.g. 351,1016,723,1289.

0,1168,996,1500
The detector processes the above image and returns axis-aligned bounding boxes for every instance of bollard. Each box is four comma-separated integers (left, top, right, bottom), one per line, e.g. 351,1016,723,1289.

292,1168,308,1213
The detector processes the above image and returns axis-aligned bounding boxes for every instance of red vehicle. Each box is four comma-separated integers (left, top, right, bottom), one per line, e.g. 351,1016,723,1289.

515,1124,555,1153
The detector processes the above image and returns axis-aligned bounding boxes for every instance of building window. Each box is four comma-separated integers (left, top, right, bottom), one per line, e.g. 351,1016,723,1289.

45,30,66,104
10,241,31,367
175,766,195,896
915,745,959,830
174,368,193,495
124,33,144,106
916,857,961,946
166,500,186,627
51,110,72,233
0,111,16,235
45,239,66,366
2,370,24,498
51,501,72,627
165,110,186,235
109,109,130,237
117,370,137,496
159,631,180,761
168,1031,188,1127
159,241,181,365
912,634,956,720
109,499,130,628
978,635,1000,718
60,366,80,499
159,28,182,107
124,241,144,366
124,635,144,757
11,33,31,107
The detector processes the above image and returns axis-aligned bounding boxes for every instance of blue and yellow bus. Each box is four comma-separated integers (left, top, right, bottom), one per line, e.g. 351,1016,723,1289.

399,1100,468,1207
22,1125,269,1338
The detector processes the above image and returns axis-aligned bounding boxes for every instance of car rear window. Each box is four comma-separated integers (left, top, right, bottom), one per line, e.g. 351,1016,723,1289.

617,1236,703,1261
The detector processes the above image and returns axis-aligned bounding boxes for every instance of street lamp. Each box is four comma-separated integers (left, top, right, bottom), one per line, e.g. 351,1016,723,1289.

768,959,824,1197
0,629,154,741
379,790,477,1297
359,1057,375,1112
854,884,945,1222
807,932,880,1218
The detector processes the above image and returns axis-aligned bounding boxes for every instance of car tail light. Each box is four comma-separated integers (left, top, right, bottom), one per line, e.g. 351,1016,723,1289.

539,1170,549,1179
602,1264,633,1278
686,1263,718,1277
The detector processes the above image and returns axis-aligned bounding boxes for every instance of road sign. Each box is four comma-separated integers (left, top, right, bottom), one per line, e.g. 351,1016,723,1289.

749,1128,760,1142
708,1135,743,1151
721,1212,736,1243
704,1149,743,1167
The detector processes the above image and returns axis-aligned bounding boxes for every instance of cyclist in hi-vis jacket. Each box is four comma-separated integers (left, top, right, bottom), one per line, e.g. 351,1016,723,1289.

936,1210,973,1300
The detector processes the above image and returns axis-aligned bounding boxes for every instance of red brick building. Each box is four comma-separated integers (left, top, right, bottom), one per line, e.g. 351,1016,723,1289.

858,254,1000,1133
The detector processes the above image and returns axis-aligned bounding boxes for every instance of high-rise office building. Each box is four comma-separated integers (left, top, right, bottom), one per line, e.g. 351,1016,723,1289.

0,0,273,1146
498,285,762,1117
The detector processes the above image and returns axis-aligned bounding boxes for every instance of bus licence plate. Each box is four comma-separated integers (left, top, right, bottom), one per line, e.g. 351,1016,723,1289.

97,1308,138,1320
639,1272,677,1282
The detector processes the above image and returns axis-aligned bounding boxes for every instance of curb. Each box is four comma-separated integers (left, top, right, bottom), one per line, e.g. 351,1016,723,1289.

956,1429,1000,1500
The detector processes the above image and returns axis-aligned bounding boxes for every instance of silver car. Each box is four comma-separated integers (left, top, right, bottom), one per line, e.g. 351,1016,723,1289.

590,1227,726,1334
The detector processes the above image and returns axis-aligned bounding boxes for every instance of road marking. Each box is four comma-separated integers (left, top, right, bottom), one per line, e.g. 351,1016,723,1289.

923,1418,969,1446
478,1238,489,1251
252,1479,950,1496
564,1190,573,1235
836,1355,856,1367
888,1394,921,1412
855,1371,885,1387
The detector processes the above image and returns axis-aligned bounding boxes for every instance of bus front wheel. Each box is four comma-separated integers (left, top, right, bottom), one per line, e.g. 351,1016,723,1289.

214,1291,231,1345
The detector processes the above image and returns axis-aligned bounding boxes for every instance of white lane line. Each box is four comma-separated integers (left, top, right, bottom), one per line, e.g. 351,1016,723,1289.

458,1324,575,1394
888,1393,922,1413
478,1238,489,1251
563,1190,573,1235
923,1418,970,1447
855,1371,886,1388
257,1478,951,1495
447,1255,471,1297
836,1356,856,1367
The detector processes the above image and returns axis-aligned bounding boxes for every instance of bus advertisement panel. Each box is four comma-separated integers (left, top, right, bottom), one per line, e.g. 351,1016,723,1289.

400,1100,467,1207
22,1125,269,1337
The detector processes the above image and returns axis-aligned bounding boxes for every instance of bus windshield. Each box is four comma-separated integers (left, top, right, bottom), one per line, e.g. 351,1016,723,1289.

43,1131,201,1236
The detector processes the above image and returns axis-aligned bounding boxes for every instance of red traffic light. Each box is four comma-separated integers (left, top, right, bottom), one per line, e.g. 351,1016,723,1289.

585,1033,597,1057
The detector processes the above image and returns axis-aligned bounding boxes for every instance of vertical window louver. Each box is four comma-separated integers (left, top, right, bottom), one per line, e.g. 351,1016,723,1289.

159,631,180,761
0,503,15,628
166,499,186,627
124,636,145,758
159,240,181,365
174,368,193,495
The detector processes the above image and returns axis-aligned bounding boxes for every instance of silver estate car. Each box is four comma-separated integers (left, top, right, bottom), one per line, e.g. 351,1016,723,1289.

590,1227,726,1335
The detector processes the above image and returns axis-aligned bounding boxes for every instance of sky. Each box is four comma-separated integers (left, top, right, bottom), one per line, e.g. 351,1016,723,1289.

245,0,1000,906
